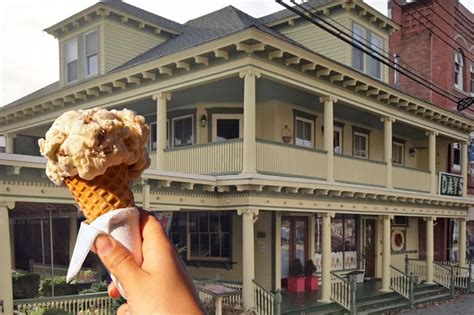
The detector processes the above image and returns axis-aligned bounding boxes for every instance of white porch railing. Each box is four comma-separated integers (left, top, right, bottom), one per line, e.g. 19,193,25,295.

393,165,431,193
194,279,243,307
433,263,452,291
390,265,414,304
434,261,472,291
406,257,427,283
252,280,281,315
31,263,98,282
334,155,386,187
330,272,356,315
256,139,327,179
164,139,243,174
13,292,112,315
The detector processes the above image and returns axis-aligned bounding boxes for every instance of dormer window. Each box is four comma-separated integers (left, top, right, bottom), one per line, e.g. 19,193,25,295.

63,29,99,84
65,38,78,83
85,30,99,77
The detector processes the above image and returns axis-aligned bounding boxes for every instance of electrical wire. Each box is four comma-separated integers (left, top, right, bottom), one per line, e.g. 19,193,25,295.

282,0,460,104
432,0,473,38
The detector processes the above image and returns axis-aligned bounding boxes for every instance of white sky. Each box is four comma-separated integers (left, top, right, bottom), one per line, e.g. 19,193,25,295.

0,0,473,107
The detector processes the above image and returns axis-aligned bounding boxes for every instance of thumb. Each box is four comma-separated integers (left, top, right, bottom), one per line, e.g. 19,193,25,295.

95,235,145,294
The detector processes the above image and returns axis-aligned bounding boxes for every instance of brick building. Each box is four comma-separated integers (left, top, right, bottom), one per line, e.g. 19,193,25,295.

388,0,474,196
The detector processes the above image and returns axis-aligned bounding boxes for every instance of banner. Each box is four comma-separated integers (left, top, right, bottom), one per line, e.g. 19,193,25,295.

438,172,463,196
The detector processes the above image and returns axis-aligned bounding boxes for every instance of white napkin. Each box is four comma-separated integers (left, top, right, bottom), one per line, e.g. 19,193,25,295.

66,207,143,298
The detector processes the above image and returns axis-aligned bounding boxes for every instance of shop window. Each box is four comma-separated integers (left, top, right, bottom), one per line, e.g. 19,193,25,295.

172,115,193,147
333,126,343,154
353,131,369,159
392,141,404,165
314,214,358,272
295,117,314,148
212,114,242,142
188,212,231,260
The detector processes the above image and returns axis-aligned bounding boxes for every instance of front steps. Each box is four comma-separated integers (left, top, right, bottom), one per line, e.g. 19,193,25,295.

283,284,453,314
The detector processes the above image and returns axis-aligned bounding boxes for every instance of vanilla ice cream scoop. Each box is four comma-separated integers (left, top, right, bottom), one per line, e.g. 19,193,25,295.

39,108,150,185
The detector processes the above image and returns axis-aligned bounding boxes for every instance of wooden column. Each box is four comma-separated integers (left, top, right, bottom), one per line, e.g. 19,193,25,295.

321,96,337,182
240,68,260,175
425,217,435,284
238,208,258,311
381,215,392,292
427,131,438,194
461,141,468,197
68,216,78,259
320,212,333,303
275,213,282,290
0,206,13,315
459,218,467,267
153,92,171,171
5,133,15,154
382,117,395,189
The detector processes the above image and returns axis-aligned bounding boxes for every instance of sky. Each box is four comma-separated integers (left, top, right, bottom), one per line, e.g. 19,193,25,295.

0,0,473,107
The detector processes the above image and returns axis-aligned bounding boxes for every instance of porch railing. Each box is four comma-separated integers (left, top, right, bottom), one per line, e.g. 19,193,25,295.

434,261,472,291
13,292,112,315
390,265,414,305
334,155,386,187
406,257,427,283
252,280,281,315
330,272,356,315
433,262,454,298
393,165,431,193
194,279,243,307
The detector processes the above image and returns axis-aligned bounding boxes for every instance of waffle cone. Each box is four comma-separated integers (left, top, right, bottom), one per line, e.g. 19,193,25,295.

64,163,134,223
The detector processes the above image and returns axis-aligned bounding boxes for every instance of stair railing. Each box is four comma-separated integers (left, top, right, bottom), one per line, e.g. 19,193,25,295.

330,271,356,315
390,265,414,306
252,279,281,315
405,255,426,283
433,262,455,298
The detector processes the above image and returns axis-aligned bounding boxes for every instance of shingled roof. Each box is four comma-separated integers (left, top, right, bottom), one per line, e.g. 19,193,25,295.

259,0,333,24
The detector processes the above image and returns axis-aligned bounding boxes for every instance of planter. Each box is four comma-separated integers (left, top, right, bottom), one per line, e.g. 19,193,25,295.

305,275,318,291
288,276,305,292
348,271,365,284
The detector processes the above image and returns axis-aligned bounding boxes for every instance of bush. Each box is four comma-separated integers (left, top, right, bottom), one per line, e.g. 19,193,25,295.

12,270,40,299
40,276,79,297
79,281,107,294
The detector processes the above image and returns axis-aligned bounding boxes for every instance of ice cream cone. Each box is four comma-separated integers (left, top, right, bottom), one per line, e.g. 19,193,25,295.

64,163,134,223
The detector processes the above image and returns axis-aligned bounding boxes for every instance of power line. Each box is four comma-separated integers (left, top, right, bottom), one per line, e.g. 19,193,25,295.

432,0,473,36
281,0,460,104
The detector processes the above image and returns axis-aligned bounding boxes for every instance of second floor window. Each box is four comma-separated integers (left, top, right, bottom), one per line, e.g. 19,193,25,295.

85,31,99,76
212,114,242,142
173,116,193,147
334,126,343,154
470,64,474,95
453,143,461,172
65,37,78,83
352,23,385,80
368,33,383,80
353,131,368,159
455,50,464,90
295,117,314,148
149,121,169,150
352,24,365,72
392,142,404,166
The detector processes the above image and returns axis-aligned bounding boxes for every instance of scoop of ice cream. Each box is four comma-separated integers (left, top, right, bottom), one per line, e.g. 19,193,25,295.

39,108,150,185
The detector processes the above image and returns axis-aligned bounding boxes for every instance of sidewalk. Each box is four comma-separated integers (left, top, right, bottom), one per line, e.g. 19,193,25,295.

402,294,474,315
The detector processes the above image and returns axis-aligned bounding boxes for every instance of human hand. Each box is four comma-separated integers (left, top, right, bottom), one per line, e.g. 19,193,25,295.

94,211,204,315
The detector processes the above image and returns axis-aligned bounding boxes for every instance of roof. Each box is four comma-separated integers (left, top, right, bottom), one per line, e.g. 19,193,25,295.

259,0,333,25
116,5,302,71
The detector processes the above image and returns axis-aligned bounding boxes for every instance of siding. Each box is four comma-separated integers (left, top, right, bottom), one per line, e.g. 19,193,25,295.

103,21,165,72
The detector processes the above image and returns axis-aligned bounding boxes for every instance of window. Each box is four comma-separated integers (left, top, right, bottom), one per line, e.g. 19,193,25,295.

353,131,368,158
455,50,464,90
189,212,231,260
295,117,314,148
352,24,365,72
149,121,169,150
392,142,404,165
453,143,461,172
470,64,474,95
65,37,78,83
85,31,99,76
334,126,343,154
368,32,383,79
173,116,193,147
212,114,242,142
394,54,400,87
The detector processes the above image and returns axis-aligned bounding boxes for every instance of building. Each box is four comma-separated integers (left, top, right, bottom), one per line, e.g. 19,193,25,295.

1,0,473,314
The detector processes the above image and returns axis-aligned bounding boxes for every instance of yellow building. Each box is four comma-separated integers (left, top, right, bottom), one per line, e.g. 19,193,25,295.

1,1,473,314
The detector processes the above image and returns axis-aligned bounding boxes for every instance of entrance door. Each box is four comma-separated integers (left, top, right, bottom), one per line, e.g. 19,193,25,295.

281,216,308,287
363,218,376,278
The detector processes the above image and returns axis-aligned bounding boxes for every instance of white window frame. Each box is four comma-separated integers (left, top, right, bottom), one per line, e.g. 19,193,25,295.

64,37,79,84
368,32,383,80
453,143,461,172
84,29,99,78
149,121,170,150
353,131,369,159
392,141,404,166
211,114,243,142
455,50,464,91
295,116,314,148
352,23,366,73
172,115,194,148
334,125,343,154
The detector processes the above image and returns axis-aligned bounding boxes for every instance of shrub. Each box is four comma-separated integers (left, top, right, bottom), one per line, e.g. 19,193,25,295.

40,276,79,297
12,270,40,299
79,281,107,294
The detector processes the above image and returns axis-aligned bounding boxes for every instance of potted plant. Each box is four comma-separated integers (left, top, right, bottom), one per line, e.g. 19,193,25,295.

288,258,305,292
304,259,318,291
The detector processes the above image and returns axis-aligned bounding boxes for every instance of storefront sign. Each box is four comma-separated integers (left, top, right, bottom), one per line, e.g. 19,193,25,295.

438,172,463,196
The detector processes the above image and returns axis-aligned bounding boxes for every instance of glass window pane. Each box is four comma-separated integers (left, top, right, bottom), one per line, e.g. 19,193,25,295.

65,38,78,63
199,234,210,257
85,31,98,56
199,212,209,232
87,54,98,76
210,212,220,233
352,24,365,71
210,234,221,257
281,219,290,279
221,213,230,232
216,119,240,141
67,60,78,82
174,117,193,146
189,212,198,232
296,119,312,147
222,233,231,258
190,233,199,257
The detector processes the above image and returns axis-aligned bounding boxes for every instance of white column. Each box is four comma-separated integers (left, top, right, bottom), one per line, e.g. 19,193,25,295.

425,217,435,284
382,117,395,189
0,206,13,315
9,220,15,269
320,212,333,303
5,133,15,154
321,96,337,182
238,208,258,311
427,131,438,194
461,141,468,197
381,215,391,292
459,218,467,267
275,213,282,290
68,216,78,259
239,68,261,175
153,92,171,171
142,180,151,210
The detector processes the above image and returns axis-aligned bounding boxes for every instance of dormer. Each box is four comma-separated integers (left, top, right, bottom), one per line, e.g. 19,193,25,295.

44,0,183,87
261,0,399,83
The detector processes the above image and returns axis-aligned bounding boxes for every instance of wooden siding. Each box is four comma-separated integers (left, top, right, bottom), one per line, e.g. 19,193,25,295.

103,21,164,72
393,165,431,193
334,155,386,186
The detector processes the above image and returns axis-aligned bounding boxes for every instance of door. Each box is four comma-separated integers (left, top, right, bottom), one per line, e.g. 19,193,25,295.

363,218,376,278
281,216,308,287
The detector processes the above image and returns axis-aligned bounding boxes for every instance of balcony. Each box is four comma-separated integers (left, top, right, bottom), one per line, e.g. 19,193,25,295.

334,155,386,187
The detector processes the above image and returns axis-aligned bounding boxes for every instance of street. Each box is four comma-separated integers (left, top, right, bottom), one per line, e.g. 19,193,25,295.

402,294,474,315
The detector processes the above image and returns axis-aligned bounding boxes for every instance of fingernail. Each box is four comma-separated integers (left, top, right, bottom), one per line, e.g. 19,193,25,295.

95,235,113,256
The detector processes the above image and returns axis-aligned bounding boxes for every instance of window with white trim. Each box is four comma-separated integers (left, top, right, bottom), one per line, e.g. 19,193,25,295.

333,126,343,154
188,212,231,260
295,117,314,148
368,32,383,80
149,121,169,150
212,114,243,142
352,23,365,72
392,142,404,165
453,143,461,172
455,50,464,90
353,131,368,159
85,30,99,77
65,37,78,83
173,116,193,147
